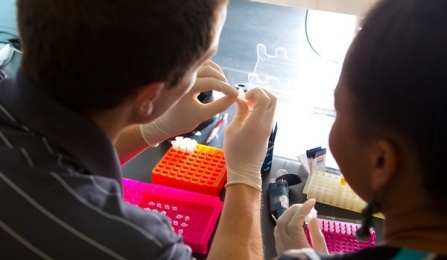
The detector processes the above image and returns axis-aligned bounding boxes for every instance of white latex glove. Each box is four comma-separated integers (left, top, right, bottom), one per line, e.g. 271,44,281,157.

140,60,238,146
224,87,277,191
274,199,328,256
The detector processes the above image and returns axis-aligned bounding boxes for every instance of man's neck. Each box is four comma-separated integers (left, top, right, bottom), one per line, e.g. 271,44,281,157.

89,105,130,144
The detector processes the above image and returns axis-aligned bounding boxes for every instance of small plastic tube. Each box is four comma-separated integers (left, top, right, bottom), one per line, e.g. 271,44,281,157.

305,207,318,224
180,142,187,152
172,137,197,153
171,140,179,150
237,88,246,99
172,136,185,150
237,88,255,112
186,139,197,153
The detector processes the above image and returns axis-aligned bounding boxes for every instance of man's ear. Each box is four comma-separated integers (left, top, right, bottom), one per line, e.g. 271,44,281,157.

135,82,164,117
370,140,399,191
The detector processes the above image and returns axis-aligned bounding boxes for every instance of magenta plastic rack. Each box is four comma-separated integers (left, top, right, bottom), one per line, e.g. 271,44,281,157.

122,178,223,254
305,218,376,253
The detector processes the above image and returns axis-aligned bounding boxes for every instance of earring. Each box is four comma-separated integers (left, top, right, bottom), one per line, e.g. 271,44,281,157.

356,196,380,241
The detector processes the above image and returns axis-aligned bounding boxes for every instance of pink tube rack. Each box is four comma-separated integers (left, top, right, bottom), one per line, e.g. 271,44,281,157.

151,144,227,196
304,218,376,253
122,178,223,254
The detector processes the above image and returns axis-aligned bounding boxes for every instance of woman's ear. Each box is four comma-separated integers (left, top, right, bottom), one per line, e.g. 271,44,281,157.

370,140,399,191
135,82,164,117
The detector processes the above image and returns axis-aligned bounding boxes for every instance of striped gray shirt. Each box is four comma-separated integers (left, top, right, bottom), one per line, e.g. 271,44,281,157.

0,71,193,259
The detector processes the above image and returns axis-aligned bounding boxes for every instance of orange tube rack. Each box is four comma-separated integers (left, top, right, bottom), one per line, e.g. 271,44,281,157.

151,144,227,196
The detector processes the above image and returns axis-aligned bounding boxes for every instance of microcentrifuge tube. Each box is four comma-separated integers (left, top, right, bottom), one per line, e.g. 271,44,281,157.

171,140,179,149
304,207,318,223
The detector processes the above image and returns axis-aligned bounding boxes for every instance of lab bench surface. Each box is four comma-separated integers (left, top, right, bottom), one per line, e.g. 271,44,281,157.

122,139,383,260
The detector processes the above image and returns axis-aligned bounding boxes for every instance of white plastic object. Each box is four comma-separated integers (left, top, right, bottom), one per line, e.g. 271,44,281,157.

305,207,318,223
269,169,288,183
171,136,197,153
0,44,13,66
303,171,384,218
275,169,288,178
303,171,365,212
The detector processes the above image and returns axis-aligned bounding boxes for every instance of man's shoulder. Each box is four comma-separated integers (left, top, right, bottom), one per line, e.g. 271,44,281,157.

1,172,192,258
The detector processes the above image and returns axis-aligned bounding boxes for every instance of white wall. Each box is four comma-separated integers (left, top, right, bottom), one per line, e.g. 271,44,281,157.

249,0,379,17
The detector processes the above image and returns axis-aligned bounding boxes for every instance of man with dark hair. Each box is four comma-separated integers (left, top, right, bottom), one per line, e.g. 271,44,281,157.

0,0,276,258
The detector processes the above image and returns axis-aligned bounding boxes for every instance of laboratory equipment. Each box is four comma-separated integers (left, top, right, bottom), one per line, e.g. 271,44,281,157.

268,169,302,221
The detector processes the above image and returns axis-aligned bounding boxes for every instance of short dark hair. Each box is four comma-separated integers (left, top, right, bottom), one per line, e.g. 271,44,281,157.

342,0,447,208
17,0,226,114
